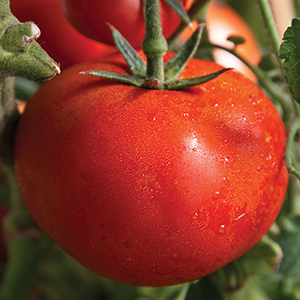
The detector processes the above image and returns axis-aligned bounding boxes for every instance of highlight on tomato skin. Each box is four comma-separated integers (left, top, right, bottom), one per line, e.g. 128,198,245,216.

179,0,261,81
9,0,116,69
14,51,289,287
61,0,193,48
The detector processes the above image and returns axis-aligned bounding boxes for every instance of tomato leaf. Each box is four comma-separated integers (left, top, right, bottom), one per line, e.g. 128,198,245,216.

80,71,144,87
279,18,300,104
108,23,147,78
163,0,191,24
273,217,300,279
164,24,204,80
207,236,282,295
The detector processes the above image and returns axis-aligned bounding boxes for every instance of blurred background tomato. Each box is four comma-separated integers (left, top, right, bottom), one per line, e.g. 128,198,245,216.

10,0,116,69
179,0,262,81
61,0,193,48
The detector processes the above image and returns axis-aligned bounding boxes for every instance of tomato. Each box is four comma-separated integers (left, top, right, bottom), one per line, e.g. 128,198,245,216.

14,52,288,287
10,0,116,69
61,0,193,48
180,0,261,81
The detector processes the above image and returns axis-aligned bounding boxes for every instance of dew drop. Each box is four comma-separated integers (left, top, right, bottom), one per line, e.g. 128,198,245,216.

147,111,157,121
218,225,226,234
266,153,273,161
248,147,254,154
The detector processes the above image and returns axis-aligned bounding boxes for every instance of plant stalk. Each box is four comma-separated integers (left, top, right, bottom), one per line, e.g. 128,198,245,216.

142,0,168,87
256,0,281,55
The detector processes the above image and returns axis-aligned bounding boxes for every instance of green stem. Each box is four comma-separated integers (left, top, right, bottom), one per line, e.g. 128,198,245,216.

286,102,300,180
256,0,281,55
142,0,168,87
174,283,191,300
0,160,53,300
0,76,19,165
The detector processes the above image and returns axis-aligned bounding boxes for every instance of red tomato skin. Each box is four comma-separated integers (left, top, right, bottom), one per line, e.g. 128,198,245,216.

14,52,288,287
61,0,192,48
10,0,116,69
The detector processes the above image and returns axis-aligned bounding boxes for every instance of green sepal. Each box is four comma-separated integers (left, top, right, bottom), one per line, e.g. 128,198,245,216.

80,70,144,87
0,8,60,81
164,23,204,80
82,1,231,91
108,23,147,78
165,68,232,90
164,0,191,24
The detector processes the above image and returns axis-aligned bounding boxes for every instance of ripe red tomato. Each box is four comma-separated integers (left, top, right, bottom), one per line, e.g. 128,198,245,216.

10,0,116,69
61,0,193,48
14,52,288,286
180,0,261,81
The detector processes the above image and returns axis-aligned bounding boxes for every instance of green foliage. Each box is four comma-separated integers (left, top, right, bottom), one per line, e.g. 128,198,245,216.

279,18,300,104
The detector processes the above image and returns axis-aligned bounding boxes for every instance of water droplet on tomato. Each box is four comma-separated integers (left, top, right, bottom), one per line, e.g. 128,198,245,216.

147,111,157,121
266,153,272,161
218,225,226,234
